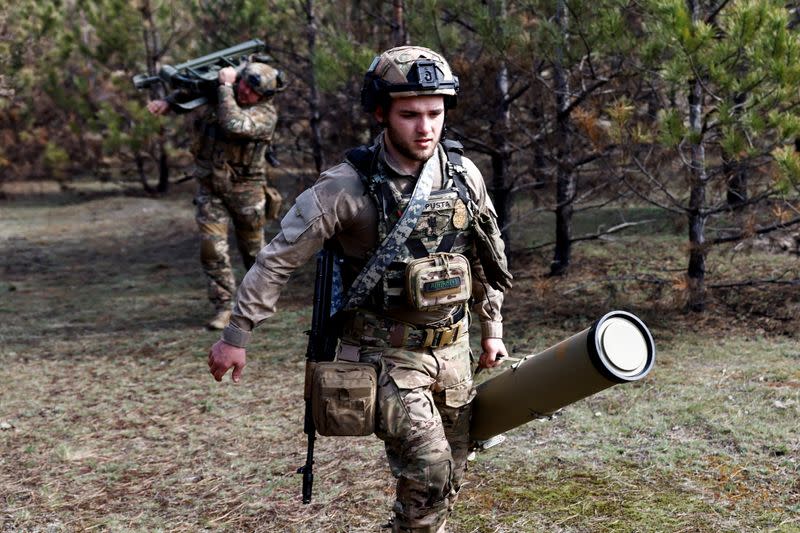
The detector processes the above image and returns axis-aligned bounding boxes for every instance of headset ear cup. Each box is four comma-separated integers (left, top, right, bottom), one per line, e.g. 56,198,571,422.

361,75,381,112
360,85,371,112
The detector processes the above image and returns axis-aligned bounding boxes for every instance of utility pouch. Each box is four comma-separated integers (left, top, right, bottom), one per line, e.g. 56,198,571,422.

473,211,513,291
264,185,283,220
311,361,377,437
405,253,472,311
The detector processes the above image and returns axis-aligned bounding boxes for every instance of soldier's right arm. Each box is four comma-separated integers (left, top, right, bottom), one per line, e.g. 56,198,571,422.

221,165,371,349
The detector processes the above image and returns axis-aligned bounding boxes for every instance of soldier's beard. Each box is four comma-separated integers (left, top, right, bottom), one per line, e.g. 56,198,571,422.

384,124,441,165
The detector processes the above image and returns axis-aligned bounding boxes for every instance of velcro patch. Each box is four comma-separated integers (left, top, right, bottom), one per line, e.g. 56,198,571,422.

280,187,323,243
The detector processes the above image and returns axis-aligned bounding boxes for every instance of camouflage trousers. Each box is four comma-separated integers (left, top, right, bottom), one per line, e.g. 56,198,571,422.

194,167,267,311
357,334,475,533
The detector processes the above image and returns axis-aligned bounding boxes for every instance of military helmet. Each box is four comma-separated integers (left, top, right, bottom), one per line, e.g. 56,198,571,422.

242,62,285,98
361,46,459,112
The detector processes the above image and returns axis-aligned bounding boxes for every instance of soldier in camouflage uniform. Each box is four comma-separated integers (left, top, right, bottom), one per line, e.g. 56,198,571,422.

208,47,509,532
148,61,281,330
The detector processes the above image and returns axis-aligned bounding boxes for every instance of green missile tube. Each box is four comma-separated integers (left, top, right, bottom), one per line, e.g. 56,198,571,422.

470,310,655,441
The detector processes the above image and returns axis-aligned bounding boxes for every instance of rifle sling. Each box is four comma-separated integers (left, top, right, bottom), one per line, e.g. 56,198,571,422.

342,151,437,311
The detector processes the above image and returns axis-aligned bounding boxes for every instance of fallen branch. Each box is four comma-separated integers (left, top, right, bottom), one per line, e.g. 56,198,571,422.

708,277,800,289
561,275,670,295
711,216,800,244
526,220,655,251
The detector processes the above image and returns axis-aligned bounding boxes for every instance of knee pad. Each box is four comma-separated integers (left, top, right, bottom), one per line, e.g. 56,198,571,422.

200,236,224,264
424,459,453,505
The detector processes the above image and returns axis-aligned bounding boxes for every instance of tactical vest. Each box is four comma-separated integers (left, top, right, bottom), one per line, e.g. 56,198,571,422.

346,141,475,312
192,113,268,175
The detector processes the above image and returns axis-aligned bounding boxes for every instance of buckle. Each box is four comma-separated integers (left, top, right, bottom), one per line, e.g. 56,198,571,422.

422,328,436,347
428,323,460,348
437,327,455,347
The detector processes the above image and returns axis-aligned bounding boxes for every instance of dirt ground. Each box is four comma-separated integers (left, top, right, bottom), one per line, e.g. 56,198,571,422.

1,181,798,532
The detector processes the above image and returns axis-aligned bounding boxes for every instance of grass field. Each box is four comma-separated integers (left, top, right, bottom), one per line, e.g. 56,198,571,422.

1,181,798,532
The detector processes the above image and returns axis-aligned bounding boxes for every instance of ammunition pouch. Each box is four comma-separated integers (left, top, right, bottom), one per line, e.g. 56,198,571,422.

310,361,377,437
195,123,268,173
472,210,513,291
405,253,471,311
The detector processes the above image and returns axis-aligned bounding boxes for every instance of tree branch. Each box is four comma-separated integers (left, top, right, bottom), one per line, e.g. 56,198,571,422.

708,277,800,289
711,216,800,244
526,220,655,251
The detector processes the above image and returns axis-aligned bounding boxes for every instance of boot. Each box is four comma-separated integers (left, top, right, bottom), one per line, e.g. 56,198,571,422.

206,309,232,330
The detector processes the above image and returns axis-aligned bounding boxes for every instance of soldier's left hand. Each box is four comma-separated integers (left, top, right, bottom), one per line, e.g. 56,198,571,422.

218,67,237,85
478,337,507,369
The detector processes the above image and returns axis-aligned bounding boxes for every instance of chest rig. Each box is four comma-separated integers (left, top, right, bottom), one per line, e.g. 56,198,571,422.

192,108,269,175
346,140,475,312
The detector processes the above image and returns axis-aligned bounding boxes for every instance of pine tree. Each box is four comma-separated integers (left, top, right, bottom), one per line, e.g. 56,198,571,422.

626,0,800,310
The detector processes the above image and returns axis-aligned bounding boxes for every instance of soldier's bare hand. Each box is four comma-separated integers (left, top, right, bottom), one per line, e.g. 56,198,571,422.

208,340,247,383
147,99,170,115
478,337,507,369
218,67,237,85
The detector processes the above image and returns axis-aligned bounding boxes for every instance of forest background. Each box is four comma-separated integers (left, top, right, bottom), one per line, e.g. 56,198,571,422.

1,0,799,531
4,0,800,307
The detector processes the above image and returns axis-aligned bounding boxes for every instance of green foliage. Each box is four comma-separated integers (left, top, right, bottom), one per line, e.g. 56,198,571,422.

772,146,800,193
43,142,69,168
637,0,800,166
313,35,372,92
191,0,277,48
719,125,745,159
76,0,144,69
656,107,685,147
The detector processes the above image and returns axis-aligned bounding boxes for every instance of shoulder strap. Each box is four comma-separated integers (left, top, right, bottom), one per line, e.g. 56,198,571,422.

345,144,379,183
442,138,464,160
342,152,437,311
441,139,475,208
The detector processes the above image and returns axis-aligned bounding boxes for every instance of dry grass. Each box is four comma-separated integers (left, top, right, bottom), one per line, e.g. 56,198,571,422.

1,182,798,532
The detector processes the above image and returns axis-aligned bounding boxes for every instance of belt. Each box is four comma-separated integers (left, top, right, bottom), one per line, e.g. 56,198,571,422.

344,306,468,349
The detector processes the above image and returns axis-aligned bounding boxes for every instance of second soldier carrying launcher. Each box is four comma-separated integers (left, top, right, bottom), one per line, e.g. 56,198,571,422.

148,54,285,330
208,46,512,532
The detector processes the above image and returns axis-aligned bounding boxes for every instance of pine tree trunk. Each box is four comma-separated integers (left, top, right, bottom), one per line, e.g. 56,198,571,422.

140,0,169,193
550,0,574,276
392,0,408,46
686,3,707,311
157,145,169,193
306,0,324,173
136,152,155,194
724,158,747,208
489,0,512,258
725,93,747,208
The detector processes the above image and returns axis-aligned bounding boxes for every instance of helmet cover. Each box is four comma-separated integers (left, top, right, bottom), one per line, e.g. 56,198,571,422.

361,46,459,111
242,62,284,97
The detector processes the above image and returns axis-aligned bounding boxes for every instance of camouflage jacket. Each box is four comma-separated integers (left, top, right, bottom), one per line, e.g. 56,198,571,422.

224,133,505,348
191,85,277,175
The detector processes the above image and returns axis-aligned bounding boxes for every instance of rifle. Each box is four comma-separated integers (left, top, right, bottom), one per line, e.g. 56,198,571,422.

132,39,266,112
298,247,340,504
